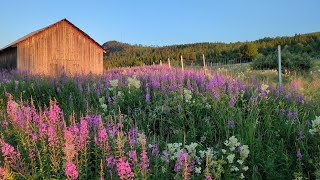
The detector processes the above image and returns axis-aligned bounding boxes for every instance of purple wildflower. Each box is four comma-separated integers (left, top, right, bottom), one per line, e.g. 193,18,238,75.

236,145,242,153
162,150,169,163
291,82,298,89
229,96,237,107
298,130,304,140
128,128,138,147
285,93,292,100
288,111,298,119
296,94,304,103
228,120,235,129
296,149,302,161
151,144,159,157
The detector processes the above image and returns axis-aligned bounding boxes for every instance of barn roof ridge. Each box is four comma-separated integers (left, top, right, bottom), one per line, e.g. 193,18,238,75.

0,18,105,52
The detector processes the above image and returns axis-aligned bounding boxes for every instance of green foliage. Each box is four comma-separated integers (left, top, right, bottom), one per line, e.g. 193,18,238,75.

252,49,312,71
103,32,320,69
240,43,259,59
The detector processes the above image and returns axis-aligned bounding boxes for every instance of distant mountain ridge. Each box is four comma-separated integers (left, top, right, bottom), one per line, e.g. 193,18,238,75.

103,32,320,68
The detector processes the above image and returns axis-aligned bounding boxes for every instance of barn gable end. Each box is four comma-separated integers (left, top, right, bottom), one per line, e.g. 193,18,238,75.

0,19,105,76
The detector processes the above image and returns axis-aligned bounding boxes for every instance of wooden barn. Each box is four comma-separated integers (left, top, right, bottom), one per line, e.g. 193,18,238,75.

0,19,105,76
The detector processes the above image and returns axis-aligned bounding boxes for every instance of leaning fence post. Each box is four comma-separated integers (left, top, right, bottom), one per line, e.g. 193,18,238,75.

168,58,171,68
278,45,282,88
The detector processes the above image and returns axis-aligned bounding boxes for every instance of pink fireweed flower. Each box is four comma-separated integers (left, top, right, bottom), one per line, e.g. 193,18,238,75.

2,120,8,129
48,101,62,125
116,158,134,180
39,123,47,138
0,167,5,179
79,119,89,150
7,98,24,130
47,126,59,148
174,151,188,172
30,106,40,125
65,161,79,180
106,156,116,168
1,143,20,160
64,129,77,161
129,150,138,164
97,128,109,152
1,142,21,169
139,150,150,171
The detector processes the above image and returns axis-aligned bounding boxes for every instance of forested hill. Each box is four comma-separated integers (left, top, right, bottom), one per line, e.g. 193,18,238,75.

103,32,320,68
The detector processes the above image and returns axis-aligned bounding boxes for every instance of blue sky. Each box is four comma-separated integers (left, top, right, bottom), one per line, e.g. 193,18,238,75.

0,0,319,48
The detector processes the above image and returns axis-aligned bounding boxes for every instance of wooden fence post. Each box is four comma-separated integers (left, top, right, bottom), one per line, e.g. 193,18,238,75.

181,55,184,71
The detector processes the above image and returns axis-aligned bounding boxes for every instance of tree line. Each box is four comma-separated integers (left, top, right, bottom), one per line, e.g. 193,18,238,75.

103,32,320,70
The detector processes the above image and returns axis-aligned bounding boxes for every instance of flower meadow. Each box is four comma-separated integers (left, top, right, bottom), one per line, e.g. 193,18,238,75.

0,65,319,179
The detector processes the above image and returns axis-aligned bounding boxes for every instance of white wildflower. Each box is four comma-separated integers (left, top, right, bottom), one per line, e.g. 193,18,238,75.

230,165,239,172
183,89,192,102
226,154,235,163
225,136,240,150
161,166,167,173
109,79,119,88
237,159,244,165
186,143,198,157
167,143,183,160
200,135,207,143
99,97,105,104
240,145,250,160
240,173,245,179
242,166,249,171
117,91,124,97
101,104,107,111
195,167,202,174
221,149,226,154
127,77,141,89
261,84,269,93
205,103,211,109
309,116,320,135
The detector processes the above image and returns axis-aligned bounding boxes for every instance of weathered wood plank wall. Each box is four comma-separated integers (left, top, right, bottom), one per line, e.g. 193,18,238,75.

17,21,103,76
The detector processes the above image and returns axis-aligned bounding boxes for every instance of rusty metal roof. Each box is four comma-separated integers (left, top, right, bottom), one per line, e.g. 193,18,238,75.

0,18,105,52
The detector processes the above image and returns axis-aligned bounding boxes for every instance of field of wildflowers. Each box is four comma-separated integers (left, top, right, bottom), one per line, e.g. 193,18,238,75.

0,65,319,179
